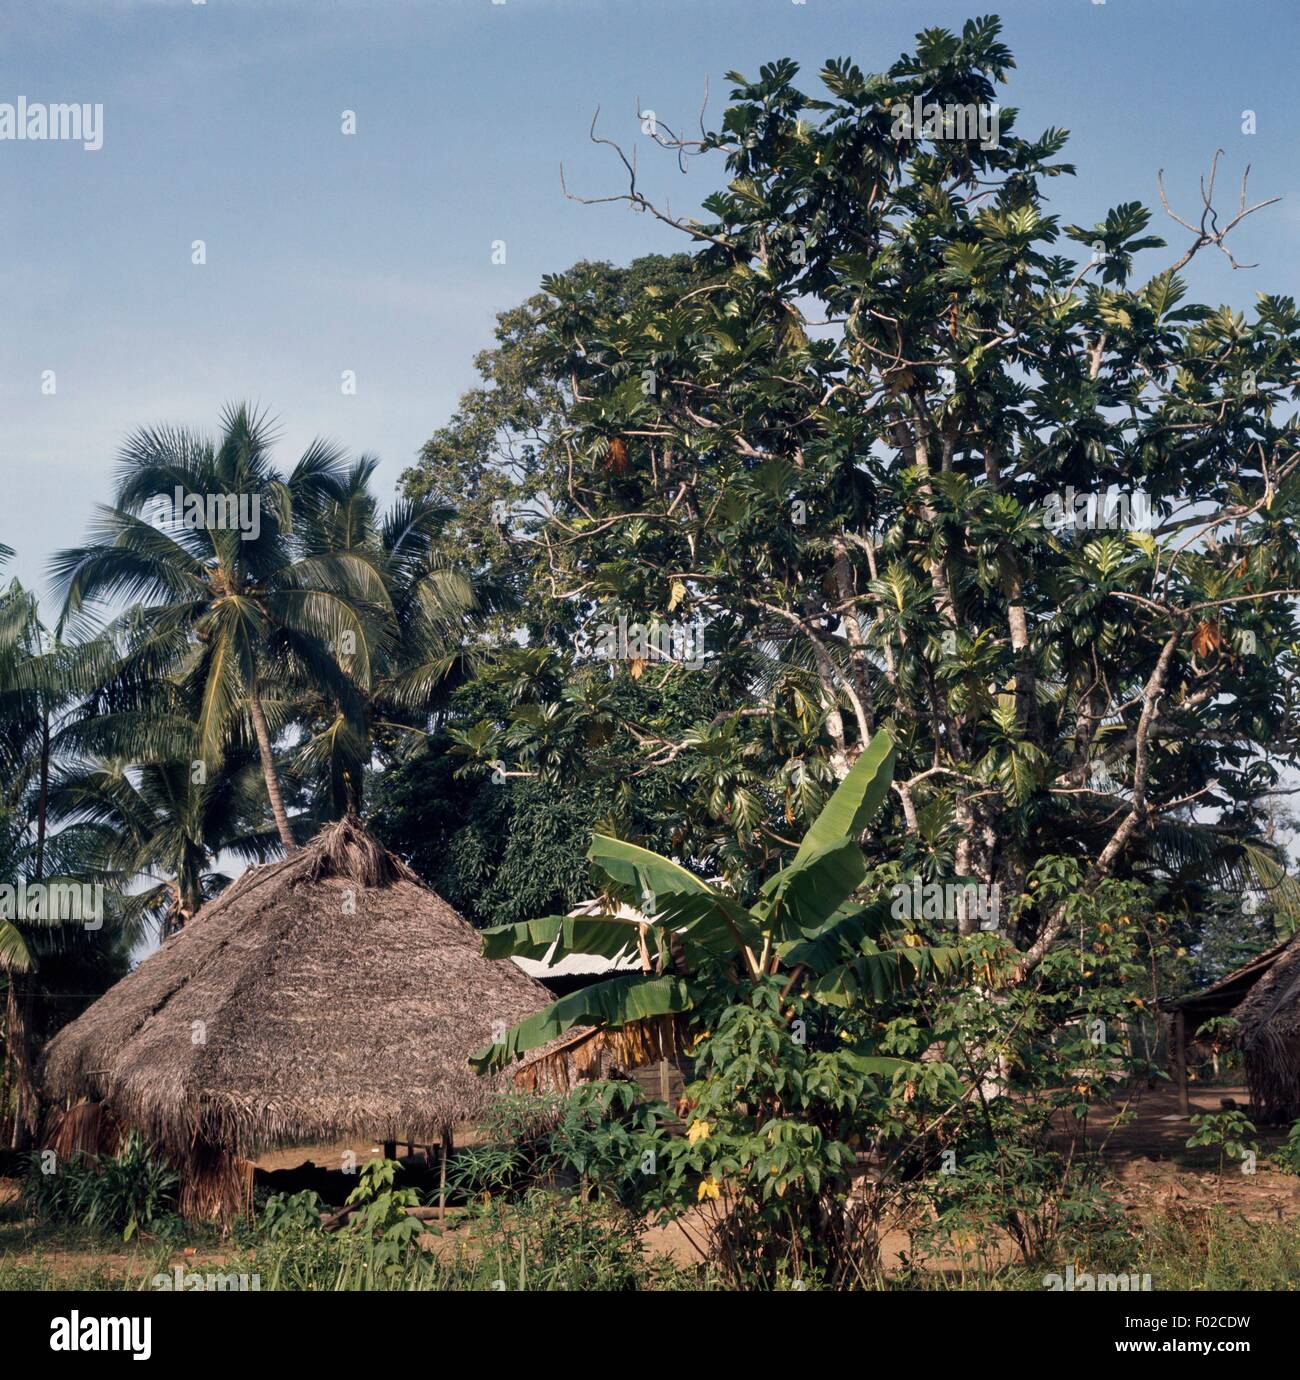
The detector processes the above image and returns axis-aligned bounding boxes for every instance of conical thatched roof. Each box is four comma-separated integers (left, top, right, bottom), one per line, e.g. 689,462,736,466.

41,817,560,1158
1235,930,1300,1124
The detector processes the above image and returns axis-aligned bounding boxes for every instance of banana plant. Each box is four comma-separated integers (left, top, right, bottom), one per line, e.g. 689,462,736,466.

470,729,966,1074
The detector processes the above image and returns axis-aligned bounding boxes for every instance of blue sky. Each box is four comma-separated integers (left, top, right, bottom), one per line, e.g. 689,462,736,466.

3,0,1298,607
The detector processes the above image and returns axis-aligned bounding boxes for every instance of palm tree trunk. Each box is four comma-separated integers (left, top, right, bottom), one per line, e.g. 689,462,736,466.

9,710,51,1149
6,979,37,1150
34,712,49,881
247,682,297,853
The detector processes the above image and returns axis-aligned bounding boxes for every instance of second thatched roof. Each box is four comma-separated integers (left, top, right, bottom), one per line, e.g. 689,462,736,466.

1235,929,1300,1124
41,817,561,1157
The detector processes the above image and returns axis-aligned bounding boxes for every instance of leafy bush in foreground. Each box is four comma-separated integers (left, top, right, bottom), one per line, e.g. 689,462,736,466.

20,1133,178,1241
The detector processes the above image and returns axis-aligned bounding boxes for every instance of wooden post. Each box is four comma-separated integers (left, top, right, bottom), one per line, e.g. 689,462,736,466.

1172,1010,1190,1116
383,1139,396,1161
438,1127,452,1227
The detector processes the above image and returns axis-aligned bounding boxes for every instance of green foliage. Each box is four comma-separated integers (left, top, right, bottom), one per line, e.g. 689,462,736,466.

8,17,1300,1296
913,1140,1123,1277
21,1134,179,1242
472,730,964,1079
542,1081,669,1205
46,749,279,940
475,973,696,1075
1188,890,1290,991
46,401,504,862
643,978,937,1286
469,1189,648,1292
444,1091,563,1197
399,16,1300,1001
1186,1110,1260,1177
473,731,980,1285
246,1189,658,1291
368,664,724,929
788,731,897,867
1121,1208,1300,1292
0,551,140,1143
4,1203,1299,1291
259,1189,325,1238
248,1136,657,1291
446,1141,530,1199
342,1158,424,1266
1276,1119,1300,1175
50,404,383,846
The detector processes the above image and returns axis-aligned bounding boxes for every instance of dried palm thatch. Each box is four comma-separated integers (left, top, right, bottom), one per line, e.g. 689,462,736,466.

40,817,564,1215
1235,930,1300,1124
180,1144,255,1223
45,1098,123,1161
512,1014,687,1094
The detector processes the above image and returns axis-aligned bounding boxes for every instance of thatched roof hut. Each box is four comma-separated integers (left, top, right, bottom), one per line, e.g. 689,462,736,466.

1160,938,1290,1117
1161,939,1290,1029
1235,931,1300,1124
41,817,561,1215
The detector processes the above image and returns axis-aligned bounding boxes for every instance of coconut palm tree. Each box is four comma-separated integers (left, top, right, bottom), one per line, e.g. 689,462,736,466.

45,746,279,939
50,404,392,852
0,556,136,1146
0,549,41,971
290,456,510,817
0,556,59,1145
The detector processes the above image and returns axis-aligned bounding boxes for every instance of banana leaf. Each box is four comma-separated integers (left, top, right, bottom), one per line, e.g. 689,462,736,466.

480,913,644,964
469,972,695,1073
587,834,762,950
787,729,896,868
754,837,867,939
778,895,895,973
810,942,967,1007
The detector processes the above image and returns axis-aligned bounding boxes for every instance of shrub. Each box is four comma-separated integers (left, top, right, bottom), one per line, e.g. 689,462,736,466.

259,1189,324,1238
341,1158,424,1268
21,1133,178,1241
470,1188,648,1291
541,1080,668,1205
1186,1110,1259,1177
1274,1119,1300,1175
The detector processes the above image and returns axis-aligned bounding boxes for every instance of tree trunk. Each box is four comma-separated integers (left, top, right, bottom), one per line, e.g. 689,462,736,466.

34,712,50,881
8,710,52,1148
6,977,37,1150
248,682,297,852
1172,1010,1190,1117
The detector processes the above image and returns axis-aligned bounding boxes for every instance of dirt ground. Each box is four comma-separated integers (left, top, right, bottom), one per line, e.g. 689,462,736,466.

642,1083,1300,1268
0,1178,241,1283
1074,1082,1300,1224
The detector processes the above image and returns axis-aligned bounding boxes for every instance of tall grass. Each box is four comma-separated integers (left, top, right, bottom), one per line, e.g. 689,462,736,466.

896,1208,1300,1292
3,1179,1297,1291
